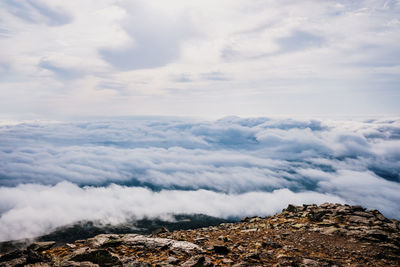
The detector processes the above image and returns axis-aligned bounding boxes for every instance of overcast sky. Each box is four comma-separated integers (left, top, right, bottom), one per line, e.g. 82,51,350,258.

0,0,399,119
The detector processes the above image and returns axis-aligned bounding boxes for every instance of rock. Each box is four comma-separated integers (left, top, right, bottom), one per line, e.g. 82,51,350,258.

24,263,52,267
249,217,262,223
378,243,400,251
0,256,27,266
163,256,180,265
240,229,257,233
169,240,204,254
351,205,366,212
0,249,25,262
370,210,388,221
181,255,205,267
301,258,320,266
222,258,234,264
86,234,120,248
307,211,325,222
212,245,230,254
363,229,390,241
60,261,100,267
26,249,45,264
66,243,77,249
27,241,56,252
292,223,307,229
232,262,249,267
101,239,123,248
347,215,370,225
121,234,203,254
322,227,339,235
305,204,318,211
262,240,281,248
124,262,152,267
352,211,374,218
24,262,52,267
320,203,332,208
68,248,122,266
244,252,260,260
194,238,207,244
335,205,351,214
152,227,169,235
223,236,231,242
285,204,299,212
386,221,399,232
241,216,253,222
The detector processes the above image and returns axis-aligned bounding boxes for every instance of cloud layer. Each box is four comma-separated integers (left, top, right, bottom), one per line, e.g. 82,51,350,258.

0,117,399,241
0,182,343,242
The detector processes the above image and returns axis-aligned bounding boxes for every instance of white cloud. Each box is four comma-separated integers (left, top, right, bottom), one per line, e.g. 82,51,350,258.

1,0,73,26
0,182,344,241
0,117,399,242
100,1,197,70
0,0,399,118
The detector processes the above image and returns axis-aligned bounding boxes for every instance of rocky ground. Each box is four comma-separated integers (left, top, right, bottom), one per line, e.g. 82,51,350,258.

1,203,399,266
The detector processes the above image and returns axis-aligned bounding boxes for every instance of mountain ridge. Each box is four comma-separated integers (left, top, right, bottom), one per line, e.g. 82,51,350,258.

1,203,399,266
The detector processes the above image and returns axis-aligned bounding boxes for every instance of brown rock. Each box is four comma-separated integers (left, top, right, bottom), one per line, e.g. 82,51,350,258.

351,205,366,212
124,262,152,267
0,257,27,266
363,229,390,241
285,204,299,212
27,241,56,252
212,245,230,254
352,211,374,218
347,215,371,225
301,258,320,266
0,249,25,262
181,255,211,267
152,227,169,235
370,209,388,221
68,248,122,266
60,261,100,267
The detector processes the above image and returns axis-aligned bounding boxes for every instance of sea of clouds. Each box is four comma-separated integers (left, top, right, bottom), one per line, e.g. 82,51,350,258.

0,116,399,241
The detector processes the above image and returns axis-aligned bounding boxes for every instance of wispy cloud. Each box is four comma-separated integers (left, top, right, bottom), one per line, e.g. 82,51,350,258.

2,0,72,26
38,59,84,80
276,30,325,54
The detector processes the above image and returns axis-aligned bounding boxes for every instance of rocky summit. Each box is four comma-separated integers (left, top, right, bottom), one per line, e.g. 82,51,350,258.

1,203,399,266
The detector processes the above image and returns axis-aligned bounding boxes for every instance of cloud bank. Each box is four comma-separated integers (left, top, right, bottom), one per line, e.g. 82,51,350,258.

0,117,399,241
0,182,343,242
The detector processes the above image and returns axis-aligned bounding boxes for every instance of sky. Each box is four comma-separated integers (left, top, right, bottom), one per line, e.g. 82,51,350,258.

0,0,400,119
